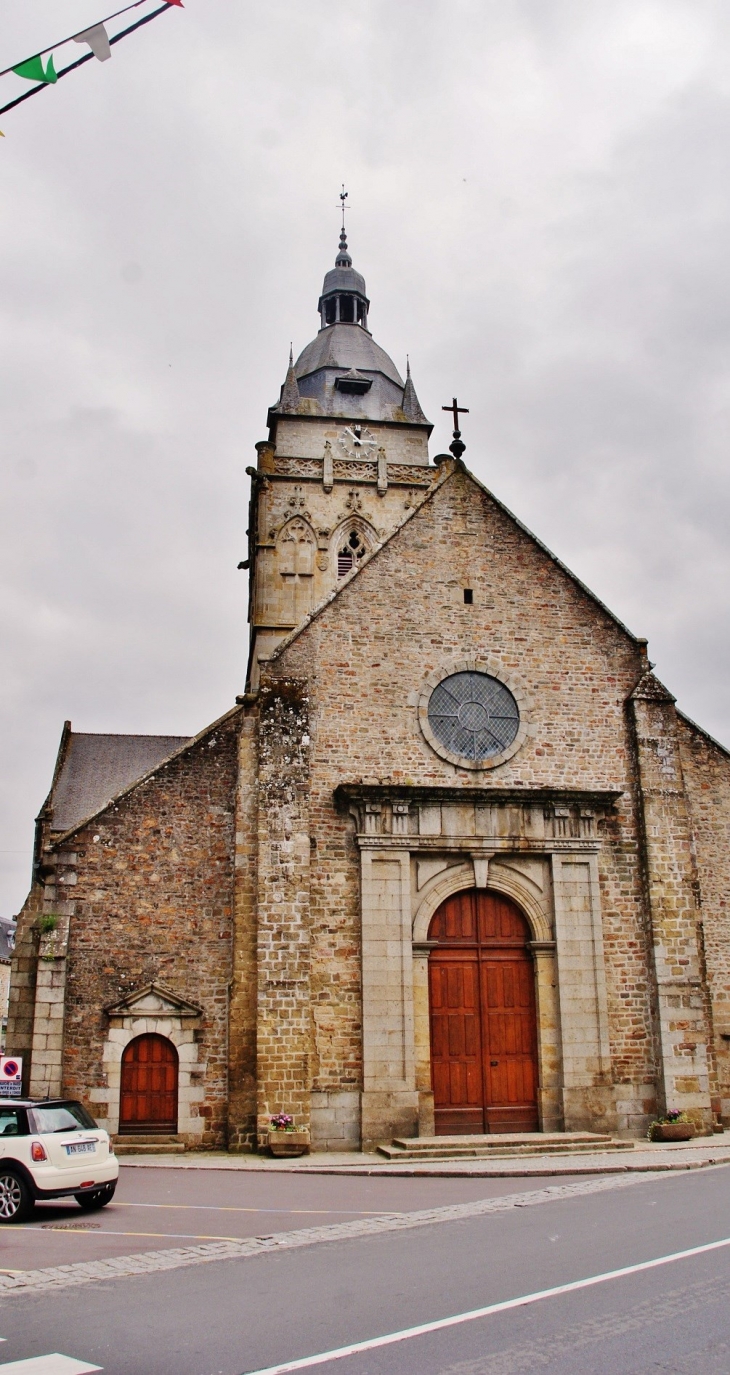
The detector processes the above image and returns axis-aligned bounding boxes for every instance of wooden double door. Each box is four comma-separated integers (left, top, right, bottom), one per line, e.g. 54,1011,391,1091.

119,1034,178,1135
428,890,539,1135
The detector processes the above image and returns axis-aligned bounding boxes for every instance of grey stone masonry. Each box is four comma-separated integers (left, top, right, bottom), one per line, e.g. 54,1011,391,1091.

255,678,312,1145
629,669,713,1130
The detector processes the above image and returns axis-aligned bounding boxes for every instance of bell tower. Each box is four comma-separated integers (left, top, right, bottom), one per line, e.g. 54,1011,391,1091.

244,228,435,689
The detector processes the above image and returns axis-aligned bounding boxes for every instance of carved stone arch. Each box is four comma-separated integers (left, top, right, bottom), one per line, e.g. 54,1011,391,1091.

412,861,551,944
278,514,315,542
331,514,378,579
485,863,552,944
331,513,378,549
277,516,316,580
277,515,316,551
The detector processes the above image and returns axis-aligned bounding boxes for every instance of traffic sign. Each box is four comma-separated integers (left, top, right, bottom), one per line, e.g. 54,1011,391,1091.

0,1055,22,1097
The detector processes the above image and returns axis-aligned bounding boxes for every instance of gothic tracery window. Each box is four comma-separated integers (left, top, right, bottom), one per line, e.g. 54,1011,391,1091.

338,529,367,578
278,518,315,622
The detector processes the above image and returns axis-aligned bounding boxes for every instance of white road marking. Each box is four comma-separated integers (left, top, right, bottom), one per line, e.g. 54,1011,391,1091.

0,1357,101,1374
242,1234,730,1374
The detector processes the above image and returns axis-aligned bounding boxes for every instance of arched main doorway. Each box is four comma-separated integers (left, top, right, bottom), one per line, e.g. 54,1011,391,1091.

428,889,539,1135
119,1034,178,1135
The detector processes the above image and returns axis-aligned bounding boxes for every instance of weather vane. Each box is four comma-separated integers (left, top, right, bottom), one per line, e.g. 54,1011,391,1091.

339,184,349,232
442,397,469,458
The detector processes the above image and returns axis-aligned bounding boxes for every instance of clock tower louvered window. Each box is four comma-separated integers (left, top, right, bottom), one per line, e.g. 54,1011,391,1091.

338,530,367,578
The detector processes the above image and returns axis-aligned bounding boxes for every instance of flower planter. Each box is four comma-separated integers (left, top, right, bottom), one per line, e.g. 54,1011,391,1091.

268,1130,310,1158
649,1122,695,1143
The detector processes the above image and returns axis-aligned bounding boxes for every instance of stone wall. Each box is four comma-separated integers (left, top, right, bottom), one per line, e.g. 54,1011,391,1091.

6,883,44,1093
629,678,712,1129
267,462,659,1140
0,961,10,1047
247,427,436,685
254,678,313,1146
33,715,239,1146
678,716,730,1124
227,710,260,1150
273,418,430,465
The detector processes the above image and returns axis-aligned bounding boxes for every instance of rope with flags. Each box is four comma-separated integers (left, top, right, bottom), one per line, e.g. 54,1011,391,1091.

0,0,183,129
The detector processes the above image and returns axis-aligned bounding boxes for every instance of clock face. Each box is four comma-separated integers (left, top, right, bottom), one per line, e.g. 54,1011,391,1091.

338,425,377,459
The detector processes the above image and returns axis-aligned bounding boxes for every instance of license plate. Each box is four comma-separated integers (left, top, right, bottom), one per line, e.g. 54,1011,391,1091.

64,1141,96,1156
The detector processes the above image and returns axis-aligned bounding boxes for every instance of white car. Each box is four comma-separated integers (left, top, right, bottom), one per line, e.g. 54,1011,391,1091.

0,1098,118,1223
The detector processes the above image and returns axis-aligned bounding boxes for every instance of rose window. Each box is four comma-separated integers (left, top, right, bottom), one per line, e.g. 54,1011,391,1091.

427,671,520,762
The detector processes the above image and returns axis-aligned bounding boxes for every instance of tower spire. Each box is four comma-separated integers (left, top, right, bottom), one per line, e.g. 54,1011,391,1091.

279,343,300,412
336,184,352,268
403,355,428,422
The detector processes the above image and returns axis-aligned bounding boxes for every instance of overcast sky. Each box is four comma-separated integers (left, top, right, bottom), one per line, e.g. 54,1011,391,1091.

1,0,729,914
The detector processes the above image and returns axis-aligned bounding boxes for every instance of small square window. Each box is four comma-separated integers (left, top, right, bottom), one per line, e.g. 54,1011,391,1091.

463,588,474,604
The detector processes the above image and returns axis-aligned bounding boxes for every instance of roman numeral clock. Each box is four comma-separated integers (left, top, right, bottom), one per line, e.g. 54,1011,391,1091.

338,424,377,458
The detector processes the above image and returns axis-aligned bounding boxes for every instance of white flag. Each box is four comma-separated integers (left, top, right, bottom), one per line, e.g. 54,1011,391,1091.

73,23,112,62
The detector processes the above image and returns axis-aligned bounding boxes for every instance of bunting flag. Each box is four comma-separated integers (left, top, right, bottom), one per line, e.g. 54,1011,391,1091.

12,54,57,85
0,0,183,125
73,25,112,63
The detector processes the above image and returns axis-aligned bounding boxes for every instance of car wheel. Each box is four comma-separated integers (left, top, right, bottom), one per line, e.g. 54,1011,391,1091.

75,1182,116,1211
0,1170,33,1223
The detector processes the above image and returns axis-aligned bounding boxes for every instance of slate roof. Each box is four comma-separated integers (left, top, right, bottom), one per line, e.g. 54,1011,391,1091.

320,263,368,300
295,323,404,388
50,733,191,833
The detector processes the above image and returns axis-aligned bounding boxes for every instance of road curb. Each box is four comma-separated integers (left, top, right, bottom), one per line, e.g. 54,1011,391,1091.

117,1153,730,1178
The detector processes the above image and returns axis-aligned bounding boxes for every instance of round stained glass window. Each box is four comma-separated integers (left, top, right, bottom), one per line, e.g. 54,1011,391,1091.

427,672,520,762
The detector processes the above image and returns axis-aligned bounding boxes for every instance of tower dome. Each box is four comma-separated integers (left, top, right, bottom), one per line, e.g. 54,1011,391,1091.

279,230,428,424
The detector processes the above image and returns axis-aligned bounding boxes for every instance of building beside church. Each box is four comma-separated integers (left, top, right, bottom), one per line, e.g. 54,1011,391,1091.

0,918,15,1051
8,227,730,1152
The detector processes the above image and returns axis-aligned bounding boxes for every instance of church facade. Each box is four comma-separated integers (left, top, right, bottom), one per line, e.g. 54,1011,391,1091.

8,230,730,1151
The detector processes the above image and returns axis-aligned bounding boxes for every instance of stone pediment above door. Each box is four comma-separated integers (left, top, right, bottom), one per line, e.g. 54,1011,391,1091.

104,982,203,1023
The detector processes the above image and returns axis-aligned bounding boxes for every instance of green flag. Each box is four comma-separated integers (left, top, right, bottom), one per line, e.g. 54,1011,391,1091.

13,53,57,84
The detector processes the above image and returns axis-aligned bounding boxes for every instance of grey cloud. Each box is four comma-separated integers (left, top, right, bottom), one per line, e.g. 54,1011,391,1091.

1,0,729,908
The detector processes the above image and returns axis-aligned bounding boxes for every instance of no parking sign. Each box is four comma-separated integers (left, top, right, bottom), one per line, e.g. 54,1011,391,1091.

0,1056,22,1097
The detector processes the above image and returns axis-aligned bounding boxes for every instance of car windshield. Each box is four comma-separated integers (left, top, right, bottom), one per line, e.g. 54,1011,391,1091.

0,1108,25,1137
28,1102,97,1134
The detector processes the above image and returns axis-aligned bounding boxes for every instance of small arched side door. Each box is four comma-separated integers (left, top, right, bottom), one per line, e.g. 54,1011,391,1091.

119,1033,178,1135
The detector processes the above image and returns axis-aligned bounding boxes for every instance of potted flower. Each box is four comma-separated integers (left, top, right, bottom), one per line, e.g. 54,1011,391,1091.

648,1110,695,1143
267,1113,310,1157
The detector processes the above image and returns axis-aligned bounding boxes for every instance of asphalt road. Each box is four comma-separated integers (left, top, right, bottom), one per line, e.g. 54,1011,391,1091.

3,1164,590,1270
0,1163,728,1375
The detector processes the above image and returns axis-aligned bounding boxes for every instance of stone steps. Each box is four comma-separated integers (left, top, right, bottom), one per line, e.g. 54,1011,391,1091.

113,1135,186,1155
377,1132,635,1161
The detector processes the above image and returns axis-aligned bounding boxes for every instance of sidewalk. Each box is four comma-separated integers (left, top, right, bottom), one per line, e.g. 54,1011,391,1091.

118,1138,730,1178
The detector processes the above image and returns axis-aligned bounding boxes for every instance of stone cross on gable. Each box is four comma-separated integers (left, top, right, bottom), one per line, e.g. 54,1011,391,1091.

442,397,469,459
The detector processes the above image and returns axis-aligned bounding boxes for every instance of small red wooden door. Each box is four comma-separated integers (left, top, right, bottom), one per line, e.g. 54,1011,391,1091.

119,1034,178,1134
428,891,538,1135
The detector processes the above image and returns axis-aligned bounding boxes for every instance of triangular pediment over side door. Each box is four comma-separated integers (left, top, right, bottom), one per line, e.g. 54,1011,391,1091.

104,982,203,1021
